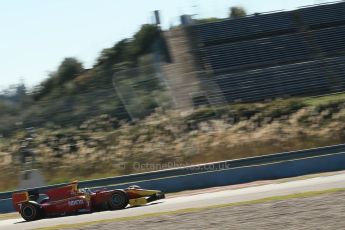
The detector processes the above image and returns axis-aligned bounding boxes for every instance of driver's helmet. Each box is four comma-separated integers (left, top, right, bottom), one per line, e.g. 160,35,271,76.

79,188,93,195
127,185,141,190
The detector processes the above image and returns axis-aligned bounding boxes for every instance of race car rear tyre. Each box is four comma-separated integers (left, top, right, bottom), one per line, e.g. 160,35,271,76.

108,191,129,210
20,203,41,221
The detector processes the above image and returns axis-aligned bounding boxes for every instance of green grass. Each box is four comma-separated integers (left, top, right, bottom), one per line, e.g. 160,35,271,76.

304,92,345,106
0,213,19,220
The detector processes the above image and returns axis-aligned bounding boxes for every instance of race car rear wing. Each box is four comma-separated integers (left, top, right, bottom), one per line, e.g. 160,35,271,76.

12,181,79,211
45,182,79,201
12,192,29,211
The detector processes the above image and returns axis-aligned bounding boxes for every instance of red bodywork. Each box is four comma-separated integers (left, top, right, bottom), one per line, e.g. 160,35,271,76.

12,182,165,221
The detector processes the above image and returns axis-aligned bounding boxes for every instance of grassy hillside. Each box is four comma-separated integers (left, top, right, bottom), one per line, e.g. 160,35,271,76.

1,93,345,191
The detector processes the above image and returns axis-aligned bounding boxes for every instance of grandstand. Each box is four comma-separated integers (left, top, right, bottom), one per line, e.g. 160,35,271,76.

189,1,345,103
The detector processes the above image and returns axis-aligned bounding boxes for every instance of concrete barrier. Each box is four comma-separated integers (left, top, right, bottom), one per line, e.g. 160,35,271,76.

103,151,345,192
0,199,13,214
1,145,345,213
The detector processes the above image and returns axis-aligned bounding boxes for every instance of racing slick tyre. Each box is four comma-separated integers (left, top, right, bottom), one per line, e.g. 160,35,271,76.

146,192,165,203
20,203,41,221
108,190,129,210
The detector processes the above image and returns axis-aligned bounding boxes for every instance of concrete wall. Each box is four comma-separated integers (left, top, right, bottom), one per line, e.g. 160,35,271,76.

111,152,345,192
2,151,345,213
161,28,203,110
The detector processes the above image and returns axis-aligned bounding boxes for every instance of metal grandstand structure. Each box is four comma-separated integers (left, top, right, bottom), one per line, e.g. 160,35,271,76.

184,1,345,104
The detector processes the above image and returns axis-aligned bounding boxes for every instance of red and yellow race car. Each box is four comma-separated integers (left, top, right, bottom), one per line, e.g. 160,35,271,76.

12,182,165,221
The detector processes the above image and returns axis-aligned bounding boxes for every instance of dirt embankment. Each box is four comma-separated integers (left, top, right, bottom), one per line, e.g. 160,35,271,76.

2,96,345,190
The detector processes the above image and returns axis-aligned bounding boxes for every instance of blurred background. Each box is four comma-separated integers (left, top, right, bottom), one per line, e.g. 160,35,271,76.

1,0,345,192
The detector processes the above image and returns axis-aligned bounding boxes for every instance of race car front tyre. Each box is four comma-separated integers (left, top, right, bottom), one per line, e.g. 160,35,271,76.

146,192,165,203
108,191,129,210
20,203,41,221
